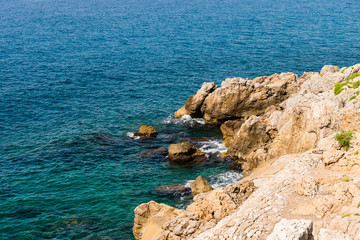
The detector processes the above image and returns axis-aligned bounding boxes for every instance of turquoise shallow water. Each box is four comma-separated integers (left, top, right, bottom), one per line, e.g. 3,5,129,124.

1,0,360,239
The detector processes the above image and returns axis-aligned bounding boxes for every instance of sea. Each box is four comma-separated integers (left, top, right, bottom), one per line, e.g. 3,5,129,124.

0,0,359,239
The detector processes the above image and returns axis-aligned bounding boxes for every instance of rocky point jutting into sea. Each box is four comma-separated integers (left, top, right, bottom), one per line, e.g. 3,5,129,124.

133,64,360,240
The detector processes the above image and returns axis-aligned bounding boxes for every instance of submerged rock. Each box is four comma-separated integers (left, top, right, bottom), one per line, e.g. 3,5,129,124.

133,125,158,139
168,141,206,163
154,183,191,197
190,176,213,197
139,147,168,157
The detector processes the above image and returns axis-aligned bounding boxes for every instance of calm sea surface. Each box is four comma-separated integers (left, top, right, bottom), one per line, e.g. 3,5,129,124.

1,0,359,239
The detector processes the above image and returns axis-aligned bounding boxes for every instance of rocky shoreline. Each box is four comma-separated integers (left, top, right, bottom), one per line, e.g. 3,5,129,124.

133,64,360,240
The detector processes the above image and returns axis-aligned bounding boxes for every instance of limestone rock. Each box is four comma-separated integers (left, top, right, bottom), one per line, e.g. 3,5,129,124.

200,72,302,122
190,176,213,197
220,119,243,147
161,180,256,239
242,148,267,174
134,125,158,138
318,229,352,240
227,116,270,160
296,176,318,197
133,201,185,240
168,142,205,163
266,218,313,240
320,65,340,75
175,82,216,118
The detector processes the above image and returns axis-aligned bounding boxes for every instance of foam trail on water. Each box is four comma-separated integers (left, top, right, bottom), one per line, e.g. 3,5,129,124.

162,114,205,126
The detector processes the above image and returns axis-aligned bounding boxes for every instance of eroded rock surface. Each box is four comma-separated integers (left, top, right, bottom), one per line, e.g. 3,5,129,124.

266,218,313,240
134,64,360,240
175,72,305,123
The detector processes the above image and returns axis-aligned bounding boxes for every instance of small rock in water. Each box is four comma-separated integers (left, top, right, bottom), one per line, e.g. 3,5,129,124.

168,141,206,163
154,183,191,197
162,132,185,139
190,176,213,197
139,147,168,157
133,125,158,139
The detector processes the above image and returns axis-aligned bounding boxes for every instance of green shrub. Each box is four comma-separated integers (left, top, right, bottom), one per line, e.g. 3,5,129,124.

341,67,348,73
355,151,359,155
351,81,360,89
347,72,360,81
334,82,349,95
335,130,354,151
342,213,352,218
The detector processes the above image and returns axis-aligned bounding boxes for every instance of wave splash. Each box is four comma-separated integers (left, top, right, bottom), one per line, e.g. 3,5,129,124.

162,114,205,126
198,140,227,156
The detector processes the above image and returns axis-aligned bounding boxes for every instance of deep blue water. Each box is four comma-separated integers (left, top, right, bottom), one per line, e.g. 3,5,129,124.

1,0,359,239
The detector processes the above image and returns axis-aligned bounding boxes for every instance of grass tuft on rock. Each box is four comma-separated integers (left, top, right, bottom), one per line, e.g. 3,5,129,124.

335,130,354,151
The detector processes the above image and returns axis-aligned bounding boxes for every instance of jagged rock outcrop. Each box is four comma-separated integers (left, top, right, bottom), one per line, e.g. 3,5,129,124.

226,64,360,166
175,82,217,118
220,119,244,147
134,125,158,138
134,180,256,240
175,72,305,123
167,142,205,163
201,73,303,123
134,64,360,240
133,201,185,240
190,176,213,197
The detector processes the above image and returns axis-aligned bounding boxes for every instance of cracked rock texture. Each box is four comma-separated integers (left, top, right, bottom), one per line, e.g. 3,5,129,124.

134,64,360,240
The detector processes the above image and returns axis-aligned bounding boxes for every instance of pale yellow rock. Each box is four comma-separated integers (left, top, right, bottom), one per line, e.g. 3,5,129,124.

190,176,213,197
174,105,188,118
133,201,185,240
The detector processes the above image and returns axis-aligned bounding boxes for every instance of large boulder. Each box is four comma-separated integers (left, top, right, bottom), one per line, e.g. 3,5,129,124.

200,72,302,123
168,142,206,163
133,125,158,139
266,218,314,240
190,176,213,197
318,229,352,240
175,82,217,118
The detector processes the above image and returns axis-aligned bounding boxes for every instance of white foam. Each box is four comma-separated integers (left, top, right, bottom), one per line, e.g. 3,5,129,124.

126,132,140,139
184,180,194,188
162,114,205,126
208,170,243,189
184,170,242,190
199,140,227,156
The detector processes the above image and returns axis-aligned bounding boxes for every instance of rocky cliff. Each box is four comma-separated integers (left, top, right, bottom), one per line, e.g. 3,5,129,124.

133,64,360,240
